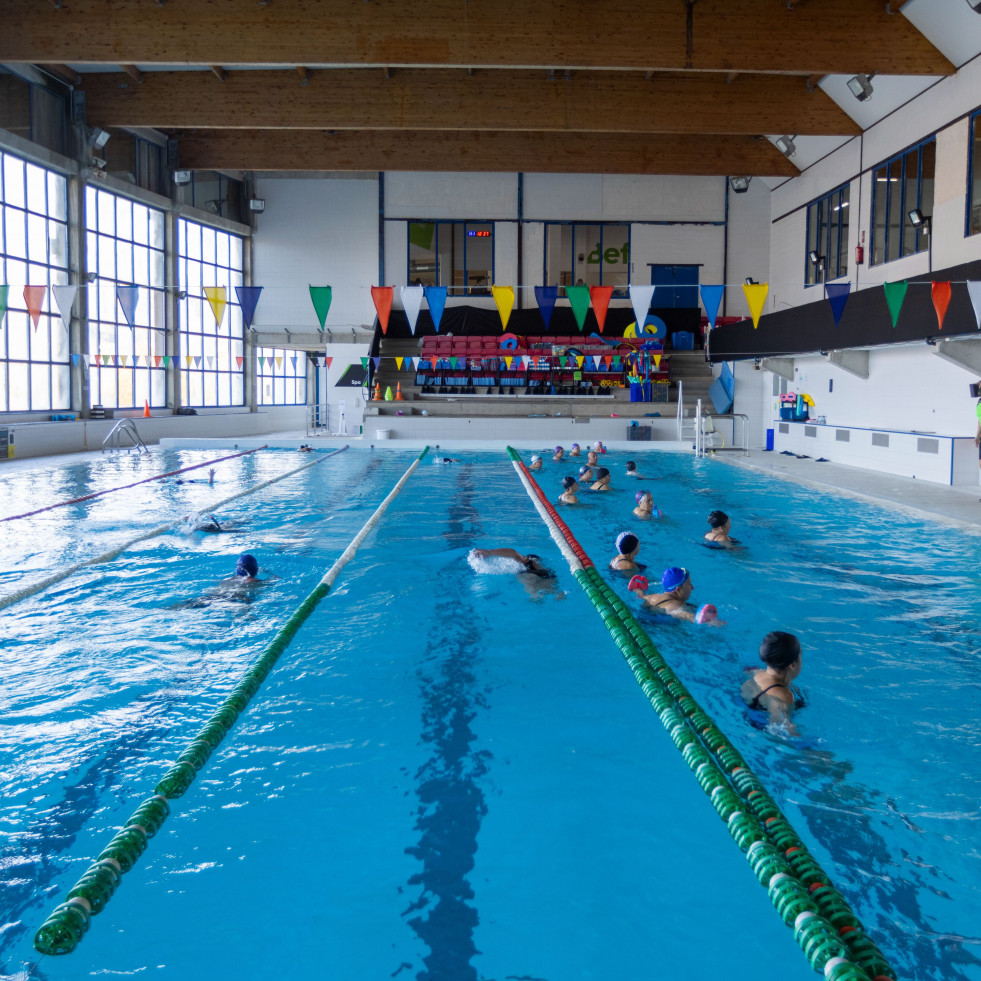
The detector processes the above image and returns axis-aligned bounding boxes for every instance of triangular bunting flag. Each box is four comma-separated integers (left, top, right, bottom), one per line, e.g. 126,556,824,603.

590,285,614,334
535,285,559,331
699,285,725,329
154,355,162,367
116,285,140,327
576,355,585,368
309,286,333,331
103,354,112,366
401,285,424,336
825,282,851,328
742,282,769,329
396,356,404,370
505,356,513,369
258,356,265,368
565,285,590,332
931,281,952,331
371,286,394,334
71,354,79,365
236,286,263,329
604,355,612,369
163,355,171,367
23,285,46,330
206,356,214,369
629,285,656,331
204,287,227,327
491,286,515,331
0,285,8,326
53,285,81,330
119,355,128,367
559,356,568,368
424,286,447,332
967,281,981,329
360,357,368,370
236,356,244,368
291,356,297,370
653,354,662,369
450,357,458,369
883,280,907,328
324,356,333,369
275,356,283,368
193,356,202,368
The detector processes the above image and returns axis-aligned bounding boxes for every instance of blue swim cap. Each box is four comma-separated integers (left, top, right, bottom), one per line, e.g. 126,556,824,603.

661,567,690,592
236,553,258,578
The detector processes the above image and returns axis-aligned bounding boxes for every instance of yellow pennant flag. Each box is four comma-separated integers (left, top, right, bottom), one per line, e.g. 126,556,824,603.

119,355,128,367
653,354,662,369
492,285,515,330
742,282,769,329
275,356,283,368
505,356,513,369
576,356,584,368
186,355,193,367
396,356,404,370
204,287,227,327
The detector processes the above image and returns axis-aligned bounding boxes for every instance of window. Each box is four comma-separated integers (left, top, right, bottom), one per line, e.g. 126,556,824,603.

178,218,245,407
407,221,493,294
0,150,71,411
968,109,981,237
0,70,68,155
257,347,306,405
104,132,165,196
187,172,246,224
870,138,935,266
804,184,850,285
544,223,630,291
84,186,167,409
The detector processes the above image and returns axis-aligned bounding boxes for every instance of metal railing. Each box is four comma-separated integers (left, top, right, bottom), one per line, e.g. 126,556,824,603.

693,398,750,457
102,419,148,454
307,402,331,436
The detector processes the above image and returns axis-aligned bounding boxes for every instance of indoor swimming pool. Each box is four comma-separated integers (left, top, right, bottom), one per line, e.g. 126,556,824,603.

0,446,979,980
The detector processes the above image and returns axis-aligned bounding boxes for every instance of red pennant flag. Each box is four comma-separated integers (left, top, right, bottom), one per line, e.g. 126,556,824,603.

24,285,46,330
589,285,614,334
235,356,244,368
371,286,394,334
931,281,952,331
604,355,612,369
324,356,333,369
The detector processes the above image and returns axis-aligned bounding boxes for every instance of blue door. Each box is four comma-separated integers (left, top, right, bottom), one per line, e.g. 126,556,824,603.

651,264,699,308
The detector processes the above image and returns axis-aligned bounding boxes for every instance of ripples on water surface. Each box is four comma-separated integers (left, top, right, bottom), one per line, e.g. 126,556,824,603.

0,447,979,980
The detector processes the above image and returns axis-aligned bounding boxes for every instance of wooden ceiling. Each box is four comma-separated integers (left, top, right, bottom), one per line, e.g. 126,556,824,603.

0,0,955,176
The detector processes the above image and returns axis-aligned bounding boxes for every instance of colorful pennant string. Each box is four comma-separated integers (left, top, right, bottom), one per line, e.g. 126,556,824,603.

24,285,46,330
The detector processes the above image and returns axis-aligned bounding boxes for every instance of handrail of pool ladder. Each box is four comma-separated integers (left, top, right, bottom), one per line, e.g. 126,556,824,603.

0,446,349,613
32,445,430,957
504,446,897,981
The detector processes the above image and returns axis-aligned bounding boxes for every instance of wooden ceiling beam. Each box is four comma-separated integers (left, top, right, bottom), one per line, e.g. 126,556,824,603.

174,129,800,176
82,69,860,136
2,0,953,75
39,63,80,86
119,64,143,83
209,65,227,81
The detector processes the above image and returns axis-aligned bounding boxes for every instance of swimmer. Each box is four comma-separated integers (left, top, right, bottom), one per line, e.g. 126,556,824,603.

577,463,594,484
559,476,579,505
529,454,543,471
625,460,651,478
593,440,607,454
586,450,599,467
741,631,804,733
569,443,581,457
172,467,217,486
177,552,275,608
640,567,725,625
469,547,563,600
553,445,565,462
633,490,660,519
590,467,611,491
470,548,554,579
705,510,739,546
433,456,461,464
610,531,644,572
298,444,313,452
184,512,246,533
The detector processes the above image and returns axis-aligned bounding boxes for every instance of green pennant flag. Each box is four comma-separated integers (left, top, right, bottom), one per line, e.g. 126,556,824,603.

0,285,8,326
883,280,908,328
450,356,458,369
559,356,568,368
565,284,591,332
162,355,171,367
360,356,368,370
309,286,332,331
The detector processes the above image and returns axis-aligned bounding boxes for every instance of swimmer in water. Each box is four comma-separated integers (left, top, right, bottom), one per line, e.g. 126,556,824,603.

529,454,543,471
586,450,599,467
593,440,607,454
184,512,246,533
741,631,804,733
640,567,724,625
177,552,275,608
172,467,217,486
577,463,594,484
569,443,581,457
298,444,313,452
553,445,565,462
590,467,611,491
705,510,739,546
469,547,563,600
625,460,651,478
609,531,644,572
632,490,659,519
433,456,461,464
559,476,579,505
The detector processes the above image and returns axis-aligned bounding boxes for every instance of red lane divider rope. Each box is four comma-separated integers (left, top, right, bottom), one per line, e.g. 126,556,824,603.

0,446,269,524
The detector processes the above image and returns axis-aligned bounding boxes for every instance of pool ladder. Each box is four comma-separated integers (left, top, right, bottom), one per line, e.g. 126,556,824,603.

102,419,148,454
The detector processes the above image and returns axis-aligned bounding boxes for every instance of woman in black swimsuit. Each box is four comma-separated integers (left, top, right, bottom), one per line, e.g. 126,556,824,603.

741,631,804,731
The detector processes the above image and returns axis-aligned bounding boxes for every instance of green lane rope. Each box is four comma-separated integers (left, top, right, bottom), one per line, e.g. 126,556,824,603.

33,445,430,957
0,446,349,613
505,446,896,981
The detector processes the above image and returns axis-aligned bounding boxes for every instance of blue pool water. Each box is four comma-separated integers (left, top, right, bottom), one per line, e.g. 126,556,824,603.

0,447,979,980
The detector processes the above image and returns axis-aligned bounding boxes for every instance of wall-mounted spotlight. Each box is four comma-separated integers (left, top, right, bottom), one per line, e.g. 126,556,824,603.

745,277,757,286
846,72,875,102
248,198,266,213
774,135,797,157
729,176,751,194
87,127,111,149
173,170,192,185
908,208,930,227
808,250,825,266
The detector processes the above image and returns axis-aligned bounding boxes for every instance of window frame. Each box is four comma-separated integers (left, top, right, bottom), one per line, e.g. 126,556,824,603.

967,108,981,238
542,221,632,294
256,346,307,406
405,220,495,295
803,183,850,287
869,136,935,266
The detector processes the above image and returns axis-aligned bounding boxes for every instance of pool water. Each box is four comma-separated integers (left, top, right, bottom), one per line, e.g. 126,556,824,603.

1,447,979,980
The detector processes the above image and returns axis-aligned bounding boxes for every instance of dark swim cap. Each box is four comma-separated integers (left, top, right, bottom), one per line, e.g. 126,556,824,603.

562,476,577,489
759,631,801,669
707,510,729,528
236,553,259,578
626,461,637,471
616,532,639,554
595,467,610,480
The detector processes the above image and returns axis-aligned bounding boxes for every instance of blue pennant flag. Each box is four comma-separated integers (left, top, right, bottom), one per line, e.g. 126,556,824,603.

699,285,725,329
424,286,447,332
825,282,851,327
236,286,263,329
535,286,559,330
116,285,140,327
372,356,381,370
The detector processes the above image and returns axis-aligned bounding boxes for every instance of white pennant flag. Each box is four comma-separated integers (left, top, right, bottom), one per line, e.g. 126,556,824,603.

52,284,79,330
629,285,656,333
967,280,981,330
401,285,424,336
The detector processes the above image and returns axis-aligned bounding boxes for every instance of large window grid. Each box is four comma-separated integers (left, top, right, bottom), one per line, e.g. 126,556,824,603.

178,218,245,407
85,186,167,409
804,184,850,286
0,150,70,412
870,138,935,266
407,221,493,294
968,109,981,237
544,223,630,293
257,347,306,405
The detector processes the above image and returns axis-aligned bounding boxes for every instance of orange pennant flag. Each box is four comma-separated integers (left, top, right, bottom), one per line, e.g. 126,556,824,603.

931,281,952,331
324,356,333,369
589,285,614,334
371,286,394,334
24,285,46,330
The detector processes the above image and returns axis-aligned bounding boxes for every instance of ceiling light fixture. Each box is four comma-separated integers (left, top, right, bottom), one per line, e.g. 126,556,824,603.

729,176,751,193
774,135,797,157
846,72,875,102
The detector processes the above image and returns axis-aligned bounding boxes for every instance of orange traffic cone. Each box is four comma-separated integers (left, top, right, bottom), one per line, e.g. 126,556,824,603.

372,381,381,400
143,399,152,418
395,382,405,401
